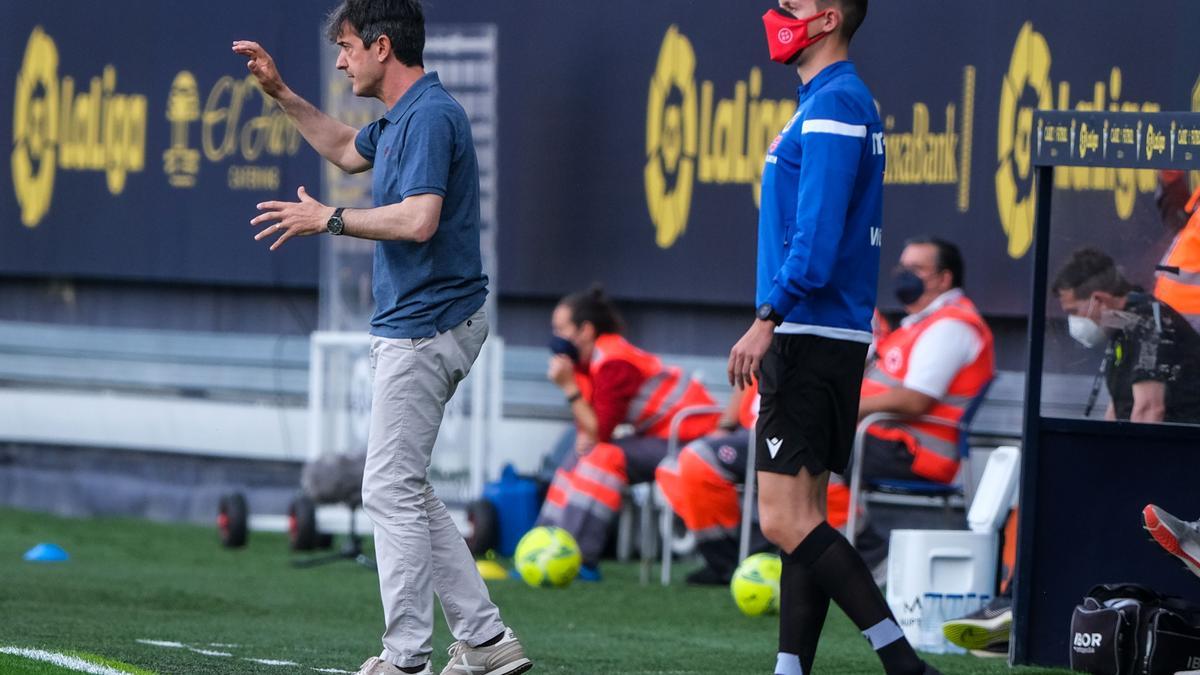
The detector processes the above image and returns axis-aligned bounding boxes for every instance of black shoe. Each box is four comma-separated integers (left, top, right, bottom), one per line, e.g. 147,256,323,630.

685,565,731,586
922,663,942,674
942,596,1012,650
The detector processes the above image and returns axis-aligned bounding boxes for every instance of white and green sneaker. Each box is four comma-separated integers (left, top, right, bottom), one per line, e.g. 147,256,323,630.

439,628,532,675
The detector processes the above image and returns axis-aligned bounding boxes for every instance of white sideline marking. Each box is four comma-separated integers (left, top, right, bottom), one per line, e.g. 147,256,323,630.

136,640,184,649
188,648,232,657
138,638,351,672
0,647,136,675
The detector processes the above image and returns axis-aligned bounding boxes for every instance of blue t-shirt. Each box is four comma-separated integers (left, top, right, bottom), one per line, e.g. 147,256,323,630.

757,61,886,343
354,72,488,339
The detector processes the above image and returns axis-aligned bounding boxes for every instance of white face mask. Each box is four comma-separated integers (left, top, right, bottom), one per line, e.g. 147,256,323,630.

1068,314,1107,348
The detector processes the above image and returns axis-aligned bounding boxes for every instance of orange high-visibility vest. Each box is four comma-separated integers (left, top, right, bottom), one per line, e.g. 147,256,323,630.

860,295,995,483
1155,186,1200,325
574,334,719,442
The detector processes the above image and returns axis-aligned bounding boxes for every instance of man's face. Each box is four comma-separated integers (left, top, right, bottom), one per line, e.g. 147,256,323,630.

334,23,379,97
1058,288,1107,323
898,243,952,313
552,305,596,364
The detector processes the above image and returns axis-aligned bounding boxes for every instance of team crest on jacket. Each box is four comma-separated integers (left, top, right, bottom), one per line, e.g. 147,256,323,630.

718,444,738,465
884,347,904,373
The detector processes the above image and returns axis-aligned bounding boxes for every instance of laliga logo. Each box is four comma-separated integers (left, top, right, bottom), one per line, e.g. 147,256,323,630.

11,27,59,227
10,26,147,228
644,25,699,249
995,22,1052,260
777,28,794,45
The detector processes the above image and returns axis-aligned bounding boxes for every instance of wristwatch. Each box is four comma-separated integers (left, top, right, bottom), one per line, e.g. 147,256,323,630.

756,302,783,326
326,207,345,235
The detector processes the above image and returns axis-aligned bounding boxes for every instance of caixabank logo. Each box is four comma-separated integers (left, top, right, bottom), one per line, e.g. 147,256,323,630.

994,22,1174,259
644,26,797,249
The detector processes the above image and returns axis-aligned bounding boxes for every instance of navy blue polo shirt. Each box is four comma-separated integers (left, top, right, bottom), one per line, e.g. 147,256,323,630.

354,72,488,339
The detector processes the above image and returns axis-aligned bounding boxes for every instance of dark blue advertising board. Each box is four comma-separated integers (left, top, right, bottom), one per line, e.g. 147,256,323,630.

4,1,1199,313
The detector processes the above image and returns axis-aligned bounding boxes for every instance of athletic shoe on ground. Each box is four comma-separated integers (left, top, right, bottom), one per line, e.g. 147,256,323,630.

356,657,430,675
941,596,1012,650
921,662,942,674
439,627,532,675
969,642,1009,659
1143,504,1200,579
576,564,602,582
685,565,730,586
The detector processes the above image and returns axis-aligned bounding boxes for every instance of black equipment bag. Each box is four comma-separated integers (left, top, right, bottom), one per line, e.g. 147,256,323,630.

1069,583,1200,675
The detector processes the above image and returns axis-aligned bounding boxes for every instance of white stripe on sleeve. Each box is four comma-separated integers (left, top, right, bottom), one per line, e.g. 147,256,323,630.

800,118,867,138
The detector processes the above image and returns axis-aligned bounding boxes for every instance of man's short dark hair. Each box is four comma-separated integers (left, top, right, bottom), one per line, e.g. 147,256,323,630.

905,236,964,289
326,0,424,67
817,0,868,41
1052,247,1135,298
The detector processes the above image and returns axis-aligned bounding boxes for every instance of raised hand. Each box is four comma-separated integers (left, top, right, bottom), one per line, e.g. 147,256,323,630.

232,40,286,98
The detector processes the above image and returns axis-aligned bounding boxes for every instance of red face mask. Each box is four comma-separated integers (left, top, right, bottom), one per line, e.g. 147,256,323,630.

762,8,831,64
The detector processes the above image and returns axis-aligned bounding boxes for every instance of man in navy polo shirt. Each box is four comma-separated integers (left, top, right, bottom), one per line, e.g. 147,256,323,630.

234,2,530,674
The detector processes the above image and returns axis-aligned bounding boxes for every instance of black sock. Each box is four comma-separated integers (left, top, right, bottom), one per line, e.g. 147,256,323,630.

778,551,830,673
398,665,426,674
789,522,924,675
475,630,505,648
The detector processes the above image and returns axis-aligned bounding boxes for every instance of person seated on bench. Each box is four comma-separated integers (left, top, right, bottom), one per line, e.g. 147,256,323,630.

1054,247,1200,424
656,381,771,585
855,237,995,483
536,285,721,580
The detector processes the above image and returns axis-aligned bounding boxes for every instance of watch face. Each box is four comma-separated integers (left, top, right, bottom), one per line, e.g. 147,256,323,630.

327,216,344,235
757,303,772,320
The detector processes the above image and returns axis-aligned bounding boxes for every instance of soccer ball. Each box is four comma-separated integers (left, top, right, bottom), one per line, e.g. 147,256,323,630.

730,553,781,616
514,526,582,588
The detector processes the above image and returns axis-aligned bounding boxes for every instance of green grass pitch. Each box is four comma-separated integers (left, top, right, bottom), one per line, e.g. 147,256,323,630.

0,508,1070,674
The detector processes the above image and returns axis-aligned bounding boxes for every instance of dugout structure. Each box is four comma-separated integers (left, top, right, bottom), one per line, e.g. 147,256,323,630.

1012,110,1200,666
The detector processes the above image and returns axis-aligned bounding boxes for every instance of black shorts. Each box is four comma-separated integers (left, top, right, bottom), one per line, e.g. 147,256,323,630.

756,333,869,476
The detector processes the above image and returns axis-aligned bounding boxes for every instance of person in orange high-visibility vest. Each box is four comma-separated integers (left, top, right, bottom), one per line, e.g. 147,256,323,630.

655,381,768,585
536,286,720,579
843,239,995,568
1154,170,1200,332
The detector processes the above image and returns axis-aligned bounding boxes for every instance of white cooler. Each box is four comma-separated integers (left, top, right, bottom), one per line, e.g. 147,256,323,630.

885,529,997,644
882,445,1020,645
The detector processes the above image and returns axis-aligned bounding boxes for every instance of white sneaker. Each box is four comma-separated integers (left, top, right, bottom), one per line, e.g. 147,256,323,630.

439,628,532,675
356,657,430,675
1143,504,1200,578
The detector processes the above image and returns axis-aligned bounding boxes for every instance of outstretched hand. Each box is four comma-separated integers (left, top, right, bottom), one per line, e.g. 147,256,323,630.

251,186,333,251
232,40,286,98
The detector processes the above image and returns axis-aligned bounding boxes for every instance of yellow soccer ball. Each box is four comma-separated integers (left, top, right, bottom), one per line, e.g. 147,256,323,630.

514,526,582,588
731,552,782,616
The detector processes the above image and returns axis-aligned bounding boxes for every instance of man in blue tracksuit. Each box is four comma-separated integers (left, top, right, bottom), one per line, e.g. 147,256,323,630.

728,2,937,674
